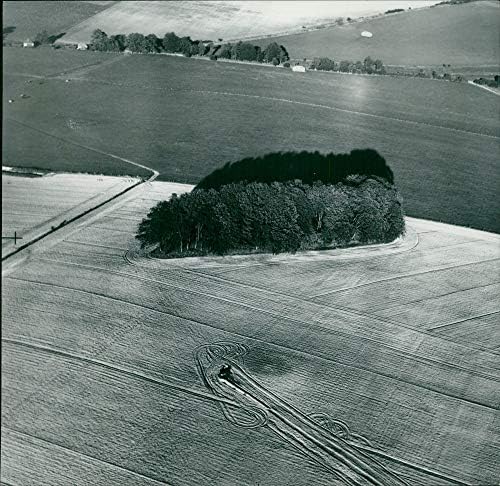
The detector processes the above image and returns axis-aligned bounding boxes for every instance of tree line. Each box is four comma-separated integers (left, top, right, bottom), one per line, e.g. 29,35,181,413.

90,29,289,64
473,76,499,88
196,149,394,190
310,56,386,74
136,177,404,257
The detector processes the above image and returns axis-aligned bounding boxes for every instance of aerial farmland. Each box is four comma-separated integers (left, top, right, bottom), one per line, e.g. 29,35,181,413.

2,1,499,485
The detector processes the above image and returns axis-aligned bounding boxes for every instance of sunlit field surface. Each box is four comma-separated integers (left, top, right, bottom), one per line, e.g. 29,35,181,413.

3,48,499,231
56,0,438,45
1,173,138,256
2,180,499,485
254,1,500,67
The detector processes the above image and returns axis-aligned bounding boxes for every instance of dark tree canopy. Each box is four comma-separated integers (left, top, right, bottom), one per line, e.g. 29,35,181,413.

195,149,394,190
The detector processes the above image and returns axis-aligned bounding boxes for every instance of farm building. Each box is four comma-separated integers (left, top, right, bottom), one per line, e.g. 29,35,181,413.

292,65,306,73
77,43,88,50
23,39,35,48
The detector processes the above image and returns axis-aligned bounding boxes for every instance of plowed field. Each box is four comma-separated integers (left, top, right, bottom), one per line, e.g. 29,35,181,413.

2,180,499,485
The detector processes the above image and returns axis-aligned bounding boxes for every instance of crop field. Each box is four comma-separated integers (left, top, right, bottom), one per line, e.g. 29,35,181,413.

3,48,499,232
56,0,437,46
1,173,138,256
2,1,114,44
2,180,499,485
254,1,500,67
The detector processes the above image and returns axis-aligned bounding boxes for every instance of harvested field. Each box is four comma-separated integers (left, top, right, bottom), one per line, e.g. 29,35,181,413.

1,172,139,256
2,1,114,44
254,1,500,67
2,180,499,485
56,1,437,45
3,49,500,232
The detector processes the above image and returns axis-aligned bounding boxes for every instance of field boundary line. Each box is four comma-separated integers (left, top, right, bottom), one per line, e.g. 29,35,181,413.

2,426,173,486
2,119,158,263
467,80,500,96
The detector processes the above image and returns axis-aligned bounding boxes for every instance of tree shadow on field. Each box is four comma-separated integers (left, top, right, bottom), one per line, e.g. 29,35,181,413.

48,32,66,44
2,26,16,40
196,149,394,190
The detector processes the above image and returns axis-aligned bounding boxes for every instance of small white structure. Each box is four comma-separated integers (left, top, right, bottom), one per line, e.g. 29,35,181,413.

123,48,133,55
292,65,306,73
23,39,35,48
361,31,373,38
77,43,88,50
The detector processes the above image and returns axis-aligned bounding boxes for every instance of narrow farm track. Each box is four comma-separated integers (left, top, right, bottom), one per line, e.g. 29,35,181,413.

195,342,470,485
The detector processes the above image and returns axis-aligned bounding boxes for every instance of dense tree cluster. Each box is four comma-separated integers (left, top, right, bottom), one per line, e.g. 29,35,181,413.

310,56,385,75
196,149,394,190
136,177,404,257
473,76,499,88
90,29,289,64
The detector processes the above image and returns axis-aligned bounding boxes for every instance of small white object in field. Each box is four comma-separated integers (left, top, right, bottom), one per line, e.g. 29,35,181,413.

65,79,70,82
361,31,373,38
8,99,14,103
292,65,306,73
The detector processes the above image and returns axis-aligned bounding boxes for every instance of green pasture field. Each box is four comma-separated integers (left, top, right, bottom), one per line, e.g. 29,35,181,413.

254,1,500,68
3,48,499,232
2,1,114,43
2,182,499,485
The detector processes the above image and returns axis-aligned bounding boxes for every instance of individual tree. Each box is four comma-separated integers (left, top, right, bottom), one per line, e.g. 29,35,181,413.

218,43,233,59
198,41,207,56
126,33,146,52
144,33,161,53
315,57,335,71
272,57,279,66
339,60,351,72
162,32,180,52
34,30,50,45
109,34,126,51
90,29,109,51
178,36,193,56
238,42,259,61
374,59,384,72
263,42,288,63
363,56,374,74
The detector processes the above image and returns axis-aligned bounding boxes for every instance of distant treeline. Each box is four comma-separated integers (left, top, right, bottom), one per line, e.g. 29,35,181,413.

385,8,405,14
196,149,394,190
136,177,404,256
90,29,289,64
309,56,385,74
473,76,499,88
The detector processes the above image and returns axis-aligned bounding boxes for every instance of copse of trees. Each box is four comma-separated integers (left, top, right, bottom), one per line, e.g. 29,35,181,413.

196,149,394,190
136,177,404,257
473,76,499,88
89,29,288,64
310,56,385,75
